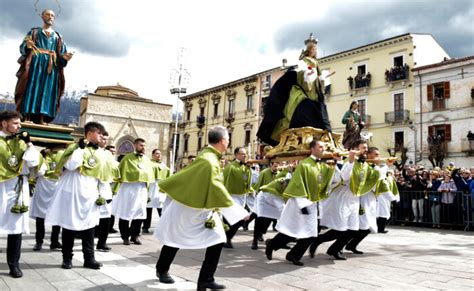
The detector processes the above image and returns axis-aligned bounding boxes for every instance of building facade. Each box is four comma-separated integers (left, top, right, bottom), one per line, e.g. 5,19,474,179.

321,33,449,162
412,56,474,168
80,84,172,163
176,65,286,168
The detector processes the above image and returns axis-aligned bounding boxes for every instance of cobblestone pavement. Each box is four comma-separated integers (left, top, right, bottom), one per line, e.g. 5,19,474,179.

1,220,473,290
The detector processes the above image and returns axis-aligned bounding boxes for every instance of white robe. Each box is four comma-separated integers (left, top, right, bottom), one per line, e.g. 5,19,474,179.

45,148,100,231
147,180,167,209
276,197,319,239
376,191,399,219
112,182,148,220
256,191,285,220
0,144,39,235
154,199,247,249
320,162,360,231
359,192,377,232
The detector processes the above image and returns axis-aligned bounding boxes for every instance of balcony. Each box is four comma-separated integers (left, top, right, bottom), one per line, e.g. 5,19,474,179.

384,110,410,124
196,115,206,129
432,98,446,111
225,112,235,123
461,138,474,155
348,73,371,92
360,114,371,127
385,66,409,83
178,120,189,129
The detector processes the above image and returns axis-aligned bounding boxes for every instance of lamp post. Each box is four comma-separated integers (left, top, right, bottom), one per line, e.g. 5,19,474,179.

169,48,190,173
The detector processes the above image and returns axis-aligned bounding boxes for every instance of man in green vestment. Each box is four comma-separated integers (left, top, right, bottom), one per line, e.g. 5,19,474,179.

14,9,73,124
222,146,252,248
112,138,154,245
265,141,336,266
0,110,39,278
155,126,243,290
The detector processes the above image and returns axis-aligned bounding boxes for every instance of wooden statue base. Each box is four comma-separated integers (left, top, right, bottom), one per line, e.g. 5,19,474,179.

21,122,76,147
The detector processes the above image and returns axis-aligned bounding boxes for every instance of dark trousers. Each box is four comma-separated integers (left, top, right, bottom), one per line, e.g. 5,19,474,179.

346,229,370,250
156,243,224,283
119,219,143,240
377,217,387,232
62,227,95,262
224,218,245,242
143,208,162,230
35,217,60,244
96,218,110,246
7,234,22,270
253,217,273,243
312,229,352,254
243,212,257,229
269,233,313,261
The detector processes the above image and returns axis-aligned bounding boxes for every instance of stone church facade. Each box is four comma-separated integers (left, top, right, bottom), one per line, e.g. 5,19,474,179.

79,84,172,164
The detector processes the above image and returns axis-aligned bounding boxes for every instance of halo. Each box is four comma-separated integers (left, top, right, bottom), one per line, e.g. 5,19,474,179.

34,0,62,17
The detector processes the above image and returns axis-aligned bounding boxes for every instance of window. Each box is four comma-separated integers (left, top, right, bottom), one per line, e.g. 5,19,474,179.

357,99,366,117
246,95,253,111
393,55,403,67
186,109,191,121
228,99,235,114
261,97,268,116
199,107,205,116
427,82,450,110
357,64,366,76
245,130,251,145
263,75,271,89
184,137,188,153
394,131,404,151
394,93,404,121
228,132,232,148
213,103,219,117
197,136,202,151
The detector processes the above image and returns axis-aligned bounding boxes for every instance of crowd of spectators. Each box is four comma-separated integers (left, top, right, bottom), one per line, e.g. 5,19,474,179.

392,163,474,229
347,72,371,89
385,64,410,82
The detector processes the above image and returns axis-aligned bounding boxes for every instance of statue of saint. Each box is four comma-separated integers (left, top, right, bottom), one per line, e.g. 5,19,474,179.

14,9,73,124
257,33,332,146
341,100,365,149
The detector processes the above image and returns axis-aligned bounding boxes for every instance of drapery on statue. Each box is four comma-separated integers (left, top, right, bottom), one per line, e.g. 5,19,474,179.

341,100,365,149
14,9,73,125
257,33,332,146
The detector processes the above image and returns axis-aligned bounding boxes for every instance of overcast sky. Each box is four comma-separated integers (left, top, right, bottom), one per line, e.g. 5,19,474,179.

0,0,472,106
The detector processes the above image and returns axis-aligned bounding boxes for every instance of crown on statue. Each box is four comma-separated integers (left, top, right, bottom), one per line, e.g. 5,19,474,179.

304,33,318,46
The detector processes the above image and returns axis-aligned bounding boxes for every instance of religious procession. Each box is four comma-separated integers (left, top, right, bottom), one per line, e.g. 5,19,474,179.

1,2,473,291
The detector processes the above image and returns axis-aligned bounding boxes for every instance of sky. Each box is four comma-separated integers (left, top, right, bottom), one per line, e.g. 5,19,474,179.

0,0,473,108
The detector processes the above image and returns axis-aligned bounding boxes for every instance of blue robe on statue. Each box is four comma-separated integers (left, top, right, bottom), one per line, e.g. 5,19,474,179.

14,27,68,123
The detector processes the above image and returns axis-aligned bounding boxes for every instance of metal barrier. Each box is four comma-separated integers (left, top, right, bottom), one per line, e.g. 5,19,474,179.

390,190,472,231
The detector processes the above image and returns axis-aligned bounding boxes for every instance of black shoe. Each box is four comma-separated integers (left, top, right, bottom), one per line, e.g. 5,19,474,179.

142,228,150,234
157,271,175,284
265,239,273,260
50,242,62,250
327,251,347,260
346,247,364,254
257,235,264,242
9,267,23,278
286,253,304,266
197,281,226,290
223,240,233,249
109,228,118,234
97,244,112,252
309,242,319,258
251,241,258,250
123,239,130,245
84,260,103,269
378,230,388,234
33,242,42,251
61,259,73,269
130,237,142,245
